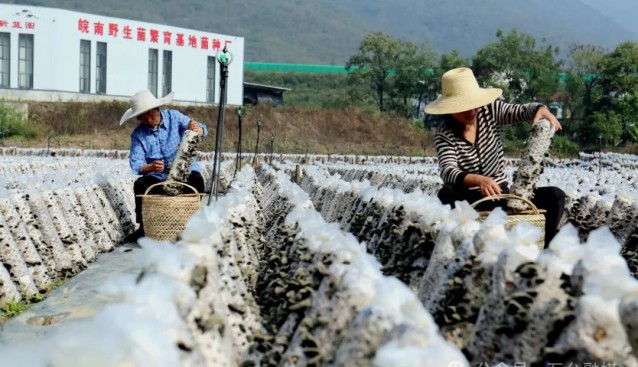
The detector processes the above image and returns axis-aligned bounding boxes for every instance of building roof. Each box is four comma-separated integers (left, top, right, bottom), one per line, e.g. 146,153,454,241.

243,82,291,92
245,62,348,74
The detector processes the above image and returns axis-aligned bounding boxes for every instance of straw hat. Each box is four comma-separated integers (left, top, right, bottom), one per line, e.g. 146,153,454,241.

119,90,174,125
424,67,502,115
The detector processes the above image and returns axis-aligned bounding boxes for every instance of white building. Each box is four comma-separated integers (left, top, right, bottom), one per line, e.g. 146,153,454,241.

0,4,244,105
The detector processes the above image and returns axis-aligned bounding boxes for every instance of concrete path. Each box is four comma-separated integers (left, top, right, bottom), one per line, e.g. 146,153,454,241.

0,243,141,345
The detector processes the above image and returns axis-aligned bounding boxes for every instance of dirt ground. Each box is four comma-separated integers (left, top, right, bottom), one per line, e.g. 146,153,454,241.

6,102,436,156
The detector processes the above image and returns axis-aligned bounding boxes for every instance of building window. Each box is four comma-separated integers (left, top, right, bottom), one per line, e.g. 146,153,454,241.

79,40,91,93
162,50,172,96
148,48,158,96
0,33,9,88
206,56,216,103
96,42,107,94
18,34,33,89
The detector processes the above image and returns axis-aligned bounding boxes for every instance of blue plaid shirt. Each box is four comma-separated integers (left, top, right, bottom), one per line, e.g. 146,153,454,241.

129,109,208,179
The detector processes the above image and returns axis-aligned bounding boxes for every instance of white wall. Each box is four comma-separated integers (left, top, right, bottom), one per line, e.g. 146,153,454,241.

0,4,244,105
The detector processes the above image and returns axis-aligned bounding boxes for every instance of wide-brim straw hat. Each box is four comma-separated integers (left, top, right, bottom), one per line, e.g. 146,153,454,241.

119,90,174,125
424,67,502,115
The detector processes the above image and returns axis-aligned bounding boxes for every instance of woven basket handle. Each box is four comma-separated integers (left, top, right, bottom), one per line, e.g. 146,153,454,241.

143,180,199,196
471,193,540,214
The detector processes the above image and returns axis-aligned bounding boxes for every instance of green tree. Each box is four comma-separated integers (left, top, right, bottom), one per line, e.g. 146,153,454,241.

346,32,439,118
388,42,438,118
439,49,469,72
346,32,404,112
566,44,606,117
558,44,607,141
586,42,638,146
472,29,561,103
581,111,623,148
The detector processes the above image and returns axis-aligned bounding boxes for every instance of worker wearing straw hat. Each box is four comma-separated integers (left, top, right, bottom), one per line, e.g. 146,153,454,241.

120,90,208,241
426,67,565,247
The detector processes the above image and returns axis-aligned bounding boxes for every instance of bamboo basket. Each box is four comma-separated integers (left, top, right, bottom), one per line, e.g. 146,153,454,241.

139,181,201,241
471,194,546,247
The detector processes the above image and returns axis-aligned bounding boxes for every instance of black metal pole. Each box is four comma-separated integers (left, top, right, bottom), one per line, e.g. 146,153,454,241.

252,120,262,166
266,140,270,164
234,106,243,177
598,134,603,183
270,136,275,164
266,138,272,164
208,47,231,205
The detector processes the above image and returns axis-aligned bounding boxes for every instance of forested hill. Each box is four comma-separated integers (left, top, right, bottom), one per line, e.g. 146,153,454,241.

579,0,638,35
8,0,638,64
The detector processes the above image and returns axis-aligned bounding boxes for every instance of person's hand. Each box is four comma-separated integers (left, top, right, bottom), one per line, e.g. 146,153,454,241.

187,120,203,135
151,160,164,173
533,106,562,131
141,160,164,174
477,175,502,197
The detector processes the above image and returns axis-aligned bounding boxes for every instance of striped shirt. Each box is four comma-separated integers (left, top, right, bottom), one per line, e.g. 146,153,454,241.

434,99,541,188
129,109,208,179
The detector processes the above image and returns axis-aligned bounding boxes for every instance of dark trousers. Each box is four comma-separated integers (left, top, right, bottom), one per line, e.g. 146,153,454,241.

133,171,206,230
437,184,565,248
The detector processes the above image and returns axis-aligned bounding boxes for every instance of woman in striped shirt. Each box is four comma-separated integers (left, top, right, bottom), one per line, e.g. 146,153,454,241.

426,67,565,247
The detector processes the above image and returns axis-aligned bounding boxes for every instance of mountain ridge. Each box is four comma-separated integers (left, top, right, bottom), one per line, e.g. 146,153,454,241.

578,0,638,36
8,0,637,64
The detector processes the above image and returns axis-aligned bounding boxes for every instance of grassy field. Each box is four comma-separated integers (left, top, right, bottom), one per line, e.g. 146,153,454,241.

3,102,435,157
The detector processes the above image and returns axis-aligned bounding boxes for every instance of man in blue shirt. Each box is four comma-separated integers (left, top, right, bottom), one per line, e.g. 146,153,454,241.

120,90,208,239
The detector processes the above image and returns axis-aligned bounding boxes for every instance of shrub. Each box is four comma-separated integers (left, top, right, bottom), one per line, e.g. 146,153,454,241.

550,134,580,158
0,104,42,140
